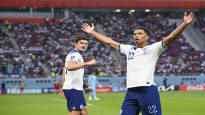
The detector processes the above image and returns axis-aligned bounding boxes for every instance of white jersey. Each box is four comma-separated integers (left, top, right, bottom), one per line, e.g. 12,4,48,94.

62,49,84,90
120,41,166,88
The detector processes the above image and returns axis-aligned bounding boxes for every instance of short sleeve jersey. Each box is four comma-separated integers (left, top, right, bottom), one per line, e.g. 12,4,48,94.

63,50,84,90
120,41,166,88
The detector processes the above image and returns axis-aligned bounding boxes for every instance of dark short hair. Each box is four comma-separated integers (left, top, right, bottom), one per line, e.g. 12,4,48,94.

74,36,88,43
134,26,151,36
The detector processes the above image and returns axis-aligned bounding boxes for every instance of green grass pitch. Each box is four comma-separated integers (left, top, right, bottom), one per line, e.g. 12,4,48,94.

0,91,205,115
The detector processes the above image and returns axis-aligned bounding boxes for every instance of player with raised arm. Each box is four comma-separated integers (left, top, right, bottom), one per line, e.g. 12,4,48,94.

82,12,194,115
62,37,96,115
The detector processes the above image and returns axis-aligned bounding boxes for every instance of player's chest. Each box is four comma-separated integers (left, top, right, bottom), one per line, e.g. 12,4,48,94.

75,56,84,63
78,58,84,63
127,48,152,61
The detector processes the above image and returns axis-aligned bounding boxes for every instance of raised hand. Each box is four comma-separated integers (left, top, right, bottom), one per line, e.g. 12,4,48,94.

183,12,194,24
82,23,95,34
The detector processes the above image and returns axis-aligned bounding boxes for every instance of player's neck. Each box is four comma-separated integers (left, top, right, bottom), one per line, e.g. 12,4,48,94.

74,48,79,51
74,48,81,52
137,42,147,48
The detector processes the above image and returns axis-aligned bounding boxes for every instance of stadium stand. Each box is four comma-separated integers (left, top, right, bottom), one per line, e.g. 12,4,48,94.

0,11,205,79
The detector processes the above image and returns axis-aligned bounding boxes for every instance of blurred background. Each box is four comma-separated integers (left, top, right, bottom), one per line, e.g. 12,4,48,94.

0,0,205,115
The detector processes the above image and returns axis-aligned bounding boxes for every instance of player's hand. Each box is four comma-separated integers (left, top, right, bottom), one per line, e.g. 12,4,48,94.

183,12,194,24
58,89,64,97
85,59,96,66
81,23,95,34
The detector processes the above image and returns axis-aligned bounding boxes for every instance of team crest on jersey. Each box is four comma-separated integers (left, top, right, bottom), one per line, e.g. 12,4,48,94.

128,51,135,60
71,56,76,60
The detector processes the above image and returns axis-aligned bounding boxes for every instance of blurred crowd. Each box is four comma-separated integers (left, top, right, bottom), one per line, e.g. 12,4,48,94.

0,11,205,78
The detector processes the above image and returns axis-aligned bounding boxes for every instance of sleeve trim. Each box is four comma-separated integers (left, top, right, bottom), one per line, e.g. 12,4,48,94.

161,41,167,49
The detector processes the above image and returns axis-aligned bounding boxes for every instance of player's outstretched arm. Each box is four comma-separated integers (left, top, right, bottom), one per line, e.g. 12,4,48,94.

66,59,96,70
82,23,120,49
163,12,194,47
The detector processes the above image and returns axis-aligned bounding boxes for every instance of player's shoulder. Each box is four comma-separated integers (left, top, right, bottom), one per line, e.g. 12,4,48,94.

145,41,166,54
146,41,162,48
67,49,81,58
68,49,80,55
120,44,135,49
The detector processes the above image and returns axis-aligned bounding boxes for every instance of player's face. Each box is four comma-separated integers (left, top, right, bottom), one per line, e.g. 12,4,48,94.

75,40,88,52
133,29,149,45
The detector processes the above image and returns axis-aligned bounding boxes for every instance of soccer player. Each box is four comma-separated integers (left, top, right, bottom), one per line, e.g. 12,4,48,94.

1,82,6,95
88,72,99,101
62,37,96,115
19,80,24,95
82,12,193,115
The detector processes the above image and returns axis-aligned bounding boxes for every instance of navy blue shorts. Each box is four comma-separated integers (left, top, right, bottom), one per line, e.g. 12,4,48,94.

63,89,86,112
120,86,162,115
